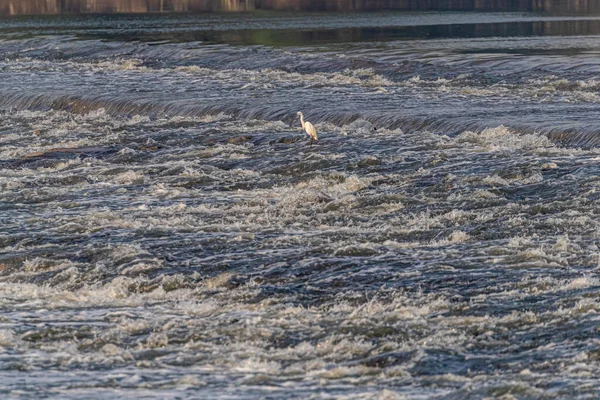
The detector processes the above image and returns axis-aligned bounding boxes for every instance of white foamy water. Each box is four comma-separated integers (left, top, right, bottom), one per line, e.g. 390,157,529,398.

2,11,600,399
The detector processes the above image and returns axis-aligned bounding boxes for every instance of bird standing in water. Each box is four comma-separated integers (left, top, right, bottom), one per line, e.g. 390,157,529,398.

297,112,318,146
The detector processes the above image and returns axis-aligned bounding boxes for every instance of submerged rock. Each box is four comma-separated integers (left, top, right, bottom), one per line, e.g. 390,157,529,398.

227,135,252,145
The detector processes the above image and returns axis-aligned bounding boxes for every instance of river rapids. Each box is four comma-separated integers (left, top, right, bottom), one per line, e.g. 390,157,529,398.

2,11,600,399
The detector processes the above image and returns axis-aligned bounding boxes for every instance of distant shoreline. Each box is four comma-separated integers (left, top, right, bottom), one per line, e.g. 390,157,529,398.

1,0,599,16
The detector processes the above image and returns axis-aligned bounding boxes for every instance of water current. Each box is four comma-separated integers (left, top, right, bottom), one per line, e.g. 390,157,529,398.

2,11,600,399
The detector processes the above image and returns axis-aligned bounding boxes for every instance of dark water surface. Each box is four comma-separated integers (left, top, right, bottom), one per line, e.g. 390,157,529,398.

2,11,600,399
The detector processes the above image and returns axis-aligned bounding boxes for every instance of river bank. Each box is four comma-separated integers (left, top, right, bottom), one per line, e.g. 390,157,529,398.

1,0,599,15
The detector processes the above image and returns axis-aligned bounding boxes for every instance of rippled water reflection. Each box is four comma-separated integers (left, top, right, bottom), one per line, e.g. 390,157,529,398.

2,12,600,399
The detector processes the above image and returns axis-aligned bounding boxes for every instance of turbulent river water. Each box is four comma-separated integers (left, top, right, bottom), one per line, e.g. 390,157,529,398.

2,11,600,399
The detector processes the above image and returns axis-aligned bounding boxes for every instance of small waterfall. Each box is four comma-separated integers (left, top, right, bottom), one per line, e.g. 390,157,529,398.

3,90,600,148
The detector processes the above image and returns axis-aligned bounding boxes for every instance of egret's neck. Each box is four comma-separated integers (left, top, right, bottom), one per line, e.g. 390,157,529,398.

299,114,305,129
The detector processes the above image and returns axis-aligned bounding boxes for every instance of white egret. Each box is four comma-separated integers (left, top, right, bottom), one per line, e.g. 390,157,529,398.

297,112,318,146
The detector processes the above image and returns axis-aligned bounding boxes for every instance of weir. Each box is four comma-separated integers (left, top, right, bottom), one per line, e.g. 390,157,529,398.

0,0,599,14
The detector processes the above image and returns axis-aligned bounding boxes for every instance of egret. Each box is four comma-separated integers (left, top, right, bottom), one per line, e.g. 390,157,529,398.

297,112,318,146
